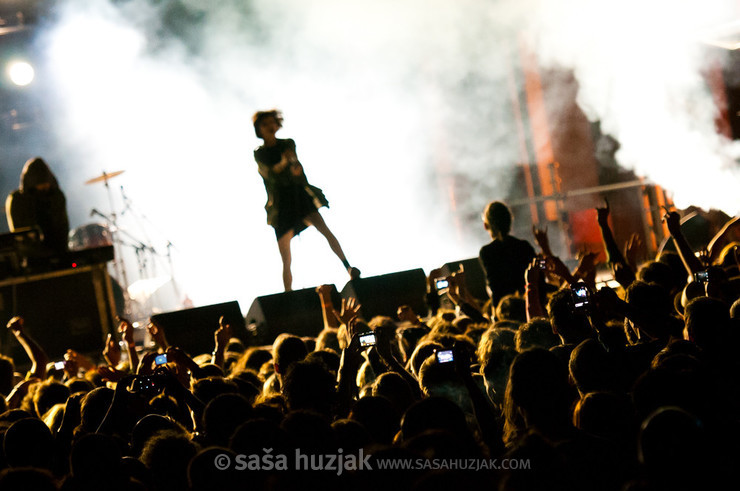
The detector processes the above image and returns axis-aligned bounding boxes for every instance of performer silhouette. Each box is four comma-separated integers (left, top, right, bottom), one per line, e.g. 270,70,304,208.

252,110,360,291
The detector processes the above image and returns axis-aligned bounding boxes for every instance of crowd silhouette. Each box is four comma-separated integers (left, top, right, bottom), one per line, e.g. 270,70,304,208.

0,198,738,491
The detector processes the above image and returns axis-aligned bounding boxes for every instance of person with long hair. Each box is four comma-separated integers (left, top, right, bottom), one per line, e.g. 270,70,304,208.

252,109,359,291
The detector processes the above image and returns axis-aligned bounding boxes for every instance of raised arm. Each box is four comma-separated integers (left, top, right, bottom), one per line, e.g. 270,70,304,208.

316,284,340,330
707,215,740,263
664,210,704,279
6,316,48,379
596,199,636,288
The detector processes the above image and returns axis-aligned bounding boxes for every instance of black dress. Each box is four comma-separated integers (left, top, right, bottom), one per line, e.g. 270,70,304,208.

254,138,329,239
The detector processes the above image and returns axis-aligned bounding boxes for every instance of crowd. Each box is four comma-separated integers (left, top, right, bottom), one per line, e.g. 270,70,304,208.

0,199,738,491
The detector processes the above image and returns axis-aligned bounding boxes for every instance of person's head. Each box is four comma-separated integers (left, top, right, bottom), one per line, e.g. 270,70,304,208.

515,317,559,352
203,393,253,447
399,397,471,442
272,334,308,380
19,157,59,193
568,339,618,395
348,396,400,445
79,387,114,435
188,448,241,491
281,360,336,415
546,288,592,345
372,372,416,416
140,431,199,491
3,418,54,469
315,328,340,353
130,414,189,458
638,406,706,480
191,377,238,407
504,348,575,445
252,109,283,139
683,296,731,352
33,380,70,419
496,295,527,323
483,201,512,238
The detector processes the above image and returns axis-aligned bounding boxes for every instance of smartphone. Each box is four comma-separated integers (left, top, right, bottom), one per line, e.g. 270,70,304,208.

435,278,449,290
359,332,376,347
436,349,454,364
54,361,65,370
571,284,591,311
132,375,164,395
694,270,709,283
154,353,168,365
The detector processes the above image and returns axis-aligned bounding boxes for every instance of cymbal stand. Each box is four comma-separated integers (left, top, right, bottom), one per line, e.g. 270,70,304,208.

101,172,130,313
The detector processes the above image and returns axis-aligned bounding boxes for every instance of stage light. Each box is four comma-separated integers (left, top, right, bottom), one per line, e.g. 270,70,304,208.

7,60,35,86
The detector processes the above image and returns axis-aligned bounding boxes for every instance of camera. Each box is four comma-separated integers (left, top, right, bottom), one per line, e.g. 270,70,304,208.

131,375,164,395
538,258,547,270
54,361,65,370
154,353,168,366
436,349,455,364
435,278,449,290
359,332,376,347
571,283,591,312
694,270,709,283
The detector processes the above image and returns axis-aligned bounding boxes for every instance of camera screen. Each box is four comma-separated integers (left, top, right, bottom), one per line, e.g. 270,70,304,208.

54,361,65,370
359,333,376,347
155,354,168,365
435,278,449,290
572,286,589,309
436,350,454,363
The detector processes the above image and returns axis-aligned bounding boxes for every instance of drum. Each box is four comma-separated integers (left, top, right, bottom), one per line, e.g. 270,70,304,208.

67,223,113,251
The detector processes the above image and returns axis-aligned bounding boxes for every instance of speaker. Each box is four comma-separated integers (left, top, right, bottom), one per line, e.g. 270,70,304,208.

245,285,341,345
150,301,245,357
440,257,488,302
0,264,115,365
340,268,427,320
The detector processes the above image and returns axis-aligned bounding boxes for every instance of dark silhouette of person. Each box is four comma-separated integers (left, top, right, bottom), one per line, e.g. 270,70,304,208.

5,157,69,254
479,201,535,308
252,109,359,291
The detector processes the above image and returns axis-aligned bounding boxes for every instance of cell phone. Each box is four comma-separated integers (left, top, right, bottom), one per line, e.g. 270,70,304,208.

571,284,591,311
694,270,709,283
154,353,168,365
436,349,454,363
359,332,376,347
132,375,164,395
54,361,65,370
435,278,449,290
538,258,547,270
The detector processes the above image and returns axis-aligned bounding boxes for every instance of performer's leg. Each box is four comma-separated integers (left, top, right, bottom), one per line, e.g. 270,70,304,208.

277,231,294,291
305,211,360,278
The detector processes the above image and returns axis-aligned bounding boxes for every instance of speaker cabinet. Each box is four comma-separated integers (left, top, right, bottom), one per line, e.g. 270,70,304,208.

0,264,115,365
150,301,245,357
340,268,427,321
245,286,340,345
440,257,488,302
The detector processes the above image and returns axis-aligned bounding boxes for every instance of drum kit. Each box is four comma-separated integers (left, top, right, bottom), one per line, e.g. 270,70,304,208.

71,170,175,318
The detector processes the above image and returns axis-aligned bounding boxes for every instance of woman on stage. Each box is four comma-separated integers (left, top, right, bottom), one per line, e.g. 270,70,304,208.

252,109,360,291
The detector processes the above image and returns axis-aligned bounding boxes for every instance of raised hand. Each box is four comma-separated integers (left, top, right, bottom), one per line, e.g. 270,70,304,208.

214,316,232,348
103,333,121,366
6,316,24,333
147,320,168,350
596,198,610,226
532,225,553,256
117,317,135,348
662,209,682,237
624,233,643,269
332,297,361,327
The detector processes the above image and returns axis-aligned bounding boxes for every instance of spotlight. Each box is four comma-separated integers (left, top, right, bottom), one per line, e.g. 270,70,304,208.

7,60,35,86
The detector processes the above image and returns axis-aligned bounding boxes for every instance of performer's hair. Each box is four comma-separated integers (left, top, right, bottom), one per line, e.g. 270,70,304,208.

252,109,283,138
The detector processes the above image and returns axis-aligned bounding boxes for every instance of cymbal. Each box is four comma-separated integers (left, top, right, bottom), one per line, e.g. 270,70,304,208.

85,170,125,185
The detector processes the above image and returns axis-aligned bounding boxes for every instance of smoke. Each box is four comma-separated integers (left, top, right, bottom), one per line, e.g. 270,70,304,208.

29,0,740,310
